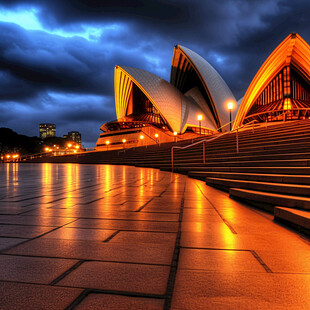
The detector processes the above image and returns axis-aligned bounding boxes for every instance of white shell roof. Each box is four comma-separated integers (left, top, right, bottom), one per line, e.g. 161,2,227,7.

176,45,237,129
116,66,212,133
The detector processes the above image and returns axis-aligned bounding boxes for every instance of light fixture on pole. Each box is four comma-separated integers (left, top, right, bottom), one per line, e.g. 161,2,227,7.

140,134,144,146
105,140,110,151
122,138,126,148
228,102,233,131
173,131,178,142
197,115,203,135
155,133,159,144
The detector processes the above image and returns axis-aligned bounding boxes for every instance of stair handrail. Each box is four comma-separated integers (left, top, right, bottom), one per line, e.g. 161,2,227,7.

171,120,258,172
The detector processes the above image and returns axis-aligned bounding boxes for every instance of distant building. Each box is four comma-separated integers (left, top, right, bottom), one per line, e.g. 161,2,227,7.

65,131,82,145
39,123,56,139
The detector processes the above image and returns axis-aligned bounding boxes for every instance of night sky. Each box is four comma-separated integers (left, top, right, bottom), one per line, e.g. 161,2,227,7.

0,0,309,147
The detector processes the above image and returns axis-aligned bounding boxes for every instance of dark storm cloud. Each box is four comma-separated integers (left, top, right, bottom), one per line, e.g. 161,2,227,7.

0,0,310,145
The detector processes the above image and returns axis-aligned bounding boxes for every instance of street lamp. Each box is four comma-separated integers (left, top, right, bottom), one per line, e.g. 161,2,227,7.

197,115,203,135
106,140,110,151
155,133,159,144
173,131,178,142
228,102,234,131
140,134,144,146
122,139,126,148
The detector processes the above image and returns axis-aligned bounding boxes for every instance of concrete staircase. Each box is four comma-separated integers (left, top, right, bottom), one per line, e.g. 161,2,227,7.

117,119,310,234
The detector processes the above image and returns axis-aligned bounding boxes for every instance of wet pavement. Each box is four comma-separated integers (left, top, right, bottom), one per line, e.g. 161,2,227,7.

0,163,310,309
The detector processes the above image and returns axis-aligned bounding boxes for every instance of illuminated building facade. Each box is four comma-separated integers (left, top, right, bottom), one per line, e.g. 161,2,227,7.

39,123,56,139
64,131,82,145
234,33,310,128
96,46,236,149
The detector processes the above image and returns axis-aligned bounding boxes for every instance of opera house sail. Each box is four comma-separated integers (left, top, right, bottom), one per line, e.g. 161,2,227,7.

96,46,236,150
171,45,236,130
234,33,310,128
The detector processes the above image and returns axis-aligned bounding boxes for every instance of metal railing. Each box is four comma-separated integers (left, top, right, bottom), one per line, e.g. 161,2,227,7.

171,120,258,172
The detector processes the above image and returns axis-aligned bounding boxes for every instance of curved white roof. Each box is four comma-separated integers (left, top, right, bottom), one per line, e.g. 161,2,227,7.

115,65,214,133
171,45,237,130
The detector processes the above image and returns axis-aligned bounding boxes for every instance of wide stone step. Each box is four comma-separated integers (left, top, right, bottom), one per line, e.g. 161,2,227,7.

229,188,310,210
190,172,310,184
206,177,310,196
274,207,310,234
180,166,310,175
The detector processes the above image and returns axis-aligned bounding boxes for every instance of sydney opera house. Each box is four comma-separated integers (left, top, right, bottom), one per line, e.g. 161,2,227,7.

96,33,310,150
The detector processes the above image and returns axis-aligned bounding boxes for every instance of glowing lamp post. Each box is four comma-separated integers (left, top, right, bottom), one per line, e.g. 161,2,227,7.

155,133,159,144
197,115,203,135
106,140,110,151
173,131,178,142
140,134,144,146
122,139,126,148
228,102,234,131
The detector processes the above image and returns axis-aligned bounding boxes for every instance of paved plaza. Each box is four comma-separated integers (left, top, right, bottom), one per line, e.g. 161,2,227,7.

0,163,310,309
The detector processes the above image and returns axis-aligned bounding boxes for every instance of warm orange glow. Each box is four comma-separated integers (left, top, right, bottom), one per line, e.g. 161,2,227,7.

173,131,177,136
155,133,159,138
122,139,126,143
228,102,234,110
197,114,203,121
284,98,292,110
234,33,310,128
6,155,10,158
45,147,49,152
73,150,77,153
75,145,80,149
106,140,110,145
140,135,144,140
68,143,72,147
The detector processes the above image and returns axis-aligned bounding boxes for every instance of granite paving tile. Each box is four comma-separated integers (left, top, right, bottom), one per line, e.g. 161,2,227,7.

0,224,55,238
41,227,117,241
76,293,164,310
110,231,177,245
0,255,78,284
178,248,266,272
66,219,179,232
0,281,82,310
171,270,310,309
0,215,76,226
58,261,170,295
5,238,174,264
0,237,27,251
